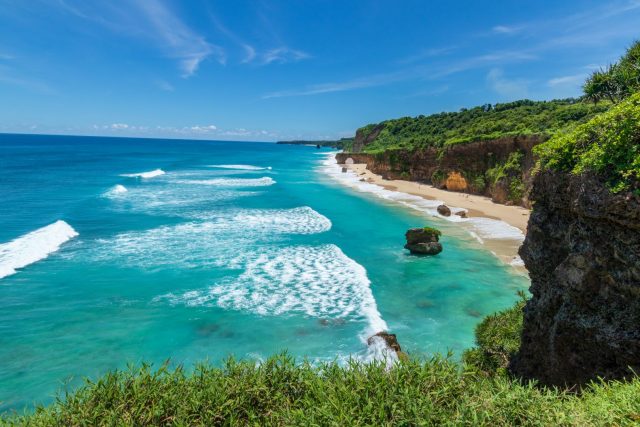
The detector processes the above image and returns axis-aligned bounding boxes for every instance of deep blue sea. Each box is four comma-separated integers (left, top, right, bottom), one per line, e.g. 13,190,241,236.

0,133,529,412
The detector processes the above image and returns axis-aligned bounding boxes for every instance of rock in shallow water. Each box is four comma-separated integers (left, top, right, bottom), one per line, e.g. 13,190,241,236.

437,204,451,216
404,242,443,255
404,227,443,255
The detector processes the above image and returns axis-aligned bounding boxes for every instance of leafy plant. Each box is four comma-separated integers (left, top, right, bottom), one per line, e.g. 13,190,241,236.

535,92,640,193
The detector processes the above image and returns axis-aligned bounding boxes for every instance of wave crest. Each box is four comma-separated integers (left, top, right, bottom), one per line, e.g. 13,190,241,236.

207,164,272,171
0,220,78,279
120,169,165,179
178,177,275,187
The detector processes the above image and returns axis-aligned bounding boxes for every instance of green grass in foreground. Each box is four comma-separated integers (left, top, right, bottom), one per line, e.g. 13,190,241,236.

4,301,640,427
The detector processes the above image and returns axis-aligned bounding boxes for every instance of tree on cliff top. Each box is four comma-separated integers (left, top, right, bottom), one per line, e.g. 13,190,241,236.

584,40,640,104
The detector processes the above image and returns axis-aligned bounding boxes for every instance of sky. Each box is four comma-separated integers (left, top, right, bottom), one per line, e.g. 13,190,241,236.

0,0,639,141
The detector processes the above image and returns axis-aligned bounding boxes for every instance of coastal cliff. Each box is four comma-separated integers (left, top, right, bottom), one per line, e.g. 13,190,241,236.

511,171,640,386
511,91,640,387
337,135,544,207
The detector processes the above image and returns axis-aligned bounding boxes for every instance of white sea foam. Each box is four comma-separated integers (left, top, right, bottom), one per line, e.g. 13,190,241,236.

90,207,331,268
207,164,272,171
197,207,332,234
157,244,391,358
120,168,165,179
510,255,525,267
103,184,128,198
0,220,78,279
467,217,524,240
178,177,275,187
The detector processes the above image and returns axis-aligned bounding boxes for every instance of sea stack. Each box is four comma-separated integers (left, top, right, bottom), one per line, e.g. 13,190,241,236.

404,227,443,255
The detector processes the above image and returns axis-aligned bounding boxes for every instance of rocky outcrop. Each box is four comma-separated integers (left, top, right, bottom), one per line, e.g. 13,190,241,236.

510,170,640,387
353,125,384,152
405,227,443,255
437,204,451,216
336,135,545,208
368,332,402,353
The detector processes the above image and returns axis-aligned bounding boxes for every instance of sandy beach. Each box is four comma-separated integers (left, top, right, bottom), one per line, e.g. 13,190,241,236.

346,164,530,232
343,163,531,268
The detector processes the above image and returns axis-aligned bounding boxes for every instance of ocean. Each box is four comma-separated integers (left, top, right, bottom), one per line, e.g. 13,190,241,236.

0,133,529,411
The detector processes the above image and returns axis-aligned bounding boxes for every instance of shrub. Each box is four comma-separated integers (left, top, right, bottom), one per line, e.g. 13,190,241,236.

463,293,526,375
535,92,640,193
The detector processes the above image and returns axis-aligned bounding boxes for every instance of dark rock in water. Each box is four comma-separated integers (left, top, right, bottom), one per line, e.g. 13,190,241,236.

416,299,435,309
465,308,482,318
341,167,347,173
437,204,451,216
454,210,467,218
316,144,321,149
405,227,442,255
359,178,366,182
405,227,440,244
510,170,640,387
368,331,401,353
404,242,442,255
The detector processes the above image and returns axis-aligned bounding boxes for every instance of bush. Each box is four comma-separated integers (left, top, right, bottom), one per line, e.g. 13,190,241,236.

356,100,608,154
535,92,640,193
463,293,526,375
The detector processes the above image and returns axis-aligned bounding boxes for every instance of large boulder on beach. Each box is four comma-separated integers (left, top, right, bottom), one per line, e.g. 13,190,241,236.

404,227,443,255
437,204,451,216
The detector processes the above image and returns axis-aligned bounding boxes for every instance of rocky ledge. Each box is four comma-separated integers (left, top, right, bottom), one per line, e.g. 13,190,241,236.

510,170,640,387
404,227,443,255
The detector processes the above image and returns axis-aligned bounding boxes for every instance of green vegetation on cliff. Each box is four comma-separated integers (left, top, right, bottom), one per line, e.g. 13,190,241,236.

277,137,354,149
4,299,640,426
535,92,640,193
583,40,640,104
356,99,609,153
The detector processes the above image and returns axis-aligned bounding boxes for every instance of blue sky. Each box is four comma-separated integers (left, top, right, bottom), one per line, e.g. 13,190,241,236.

1,0,639,141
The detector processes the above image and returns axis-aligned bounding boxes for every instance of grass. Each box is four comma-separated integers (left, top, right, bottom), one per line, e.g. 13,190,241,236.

2,355,640,426
4,296,640,426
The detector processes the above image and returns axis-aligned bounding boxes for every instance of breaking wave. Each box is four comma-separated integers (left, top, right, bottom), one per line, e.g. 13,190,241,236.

120,169,165,179
207,164,272,171
178,177,275,187
0,220,78,279
155,244,391,359
103,184,128,198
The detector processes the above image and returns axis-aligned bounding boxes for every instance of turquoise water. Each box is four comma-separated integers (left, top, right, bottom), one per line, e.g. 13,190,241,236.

0,133,529,412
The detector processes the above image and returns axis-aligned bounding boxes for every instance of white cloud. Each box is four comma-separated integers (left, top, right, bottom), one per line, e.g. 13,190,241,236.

241,44,257,63
487,68,529,99
261,47,310,65
110,123,129,130
155,79,174,91
189,125,217,132
492,25,522,35
547,74,586,87
134,0,225,77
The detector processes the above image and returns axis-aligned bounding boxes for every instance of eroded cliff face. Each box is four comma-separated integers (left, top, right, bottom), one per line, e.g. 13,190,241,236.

511,170,640,387
336,135,544,208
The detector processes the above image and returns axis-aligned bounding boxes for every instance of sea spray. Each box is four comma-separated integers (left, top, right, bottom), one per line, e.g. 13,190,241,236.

0,220,78,279
178,177,275,187
121,169,165,179
207,164,272,171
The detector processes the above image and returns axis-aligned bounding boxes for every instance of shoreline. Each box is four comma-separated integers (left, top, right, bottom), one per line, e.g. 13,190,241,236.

325,157,530,269
346,164,530,233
